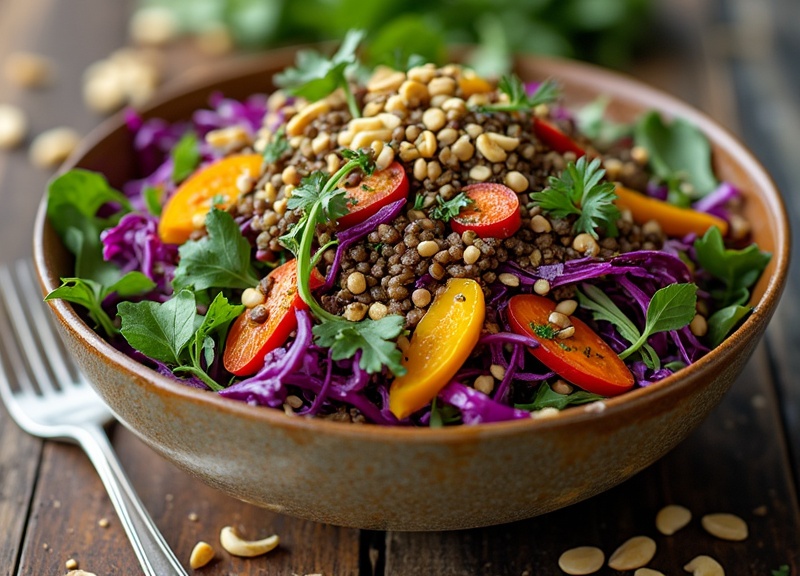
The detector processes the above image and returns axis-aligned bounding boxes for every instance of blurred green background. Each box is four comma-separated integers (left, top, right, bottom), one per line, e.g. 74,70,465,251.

136,0,652,73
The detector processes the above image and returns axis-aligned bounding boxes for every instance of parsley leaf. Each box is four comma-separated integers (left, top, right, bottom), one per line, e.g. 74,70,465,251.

707,304,751,348
262,125,289,165
634,111,718,202
694,226,771,308
476,74,559,113
171,131,201,183
274,29,365,119
531,156,620,239
429,192,474,222
313,315,406,375
515,382,604,411
172,208,261,291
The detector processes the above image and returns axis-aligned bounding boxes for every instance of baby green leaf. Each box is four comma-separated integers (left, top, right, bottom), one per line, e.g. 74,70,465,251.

707,304,751,348
312,315,406,376
515,382,604,411
171,131,201,183
476,74,559,113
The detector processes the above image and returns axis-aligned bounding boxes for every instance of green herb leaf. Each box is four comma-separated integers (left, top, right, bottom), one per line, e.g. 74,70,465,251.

429,192,473,222
366,15,446,69
171,131,201,183
429,396,462,428
118,289,199,366
313,315,406,375
515,382,604,411
694,226,771,308
531,156,620,239
45,278,116,338
477,74,559,113
575,96,631,148
143,185,163,217
634,111,718,199
620,283,697,362
274,29,365,118
262,125,289,165
707,304,751,348
771,565,790,576
172,208,260,291
412,193,426,211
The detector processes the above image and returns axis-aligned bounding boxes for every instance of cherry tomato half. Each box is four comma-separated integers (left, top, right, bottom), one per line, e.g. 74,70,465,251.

450,183,522,239
337,161,409,229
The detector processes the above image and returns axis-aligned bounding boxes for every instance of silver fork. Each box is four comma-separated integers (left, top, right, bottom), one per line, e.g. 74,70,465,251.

0,260,188,576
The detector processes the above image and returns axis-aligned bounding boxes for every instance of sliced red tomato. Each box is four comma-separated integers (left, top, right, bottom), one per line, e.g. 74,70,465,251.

532,118,587,158
506,294,634,396
451,183,522,239
337,161,409,229
223,259,324,376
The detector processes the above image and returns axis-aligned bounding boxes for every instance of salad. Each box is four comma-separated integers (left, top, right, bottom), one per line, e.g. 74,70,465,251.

46,33,771,426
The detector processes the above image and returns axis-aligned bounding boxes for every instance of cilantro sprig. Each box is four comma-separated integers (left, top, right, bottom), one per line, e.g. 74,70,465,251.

279,149,406,376
530,156,620,239
429,192,473,222
578,283,697,370
262,125,289,165
274,29,365,119
476,74,559,113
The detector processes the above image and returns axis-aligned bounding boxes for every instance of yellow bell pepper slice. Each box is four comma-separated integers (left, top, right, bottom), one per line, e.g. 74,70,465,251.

389,278,485,419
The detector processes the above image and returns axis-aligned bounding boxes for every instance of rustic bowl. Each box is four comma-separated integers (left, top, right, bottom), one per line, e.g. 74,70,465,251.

34,51,790,531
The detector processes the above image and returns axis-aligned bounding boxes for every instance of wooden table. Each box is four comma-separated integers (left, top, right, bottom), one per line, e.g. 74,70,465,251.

1,0,798,574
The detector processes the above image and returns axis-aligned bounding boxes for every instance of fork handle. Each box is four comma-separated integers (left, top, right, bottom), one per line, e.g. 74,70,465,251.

74,423,188,576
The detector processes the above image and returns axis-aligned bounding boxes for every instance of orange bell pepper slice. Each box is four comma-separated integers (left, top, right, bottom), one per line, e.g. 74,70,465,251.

389,278,485,419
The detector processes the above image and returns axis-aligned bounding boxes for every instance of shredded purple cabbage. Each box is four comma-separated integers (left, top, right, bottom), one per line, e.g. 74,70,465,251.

438,382,531,424
692,181,740,221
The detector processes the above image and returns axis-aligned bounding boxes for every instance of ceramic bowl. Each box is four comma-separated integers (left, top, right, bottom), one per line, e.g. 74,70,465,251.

34,51,790,531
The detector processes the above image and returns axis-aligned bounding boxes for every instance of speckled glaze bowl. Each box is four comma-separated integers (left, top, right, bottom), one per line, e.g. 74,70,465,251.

34,50,790,531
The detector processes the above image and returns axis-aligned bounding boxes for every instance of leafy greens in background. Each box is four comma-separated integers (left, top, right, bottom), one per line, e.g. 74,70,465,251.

135,0,652,73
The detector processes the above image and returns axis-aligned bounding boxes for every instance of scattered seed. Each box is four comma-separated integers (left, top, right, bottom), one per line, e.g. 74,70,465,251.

189,541,216,569
555,299,578,316
97,517,110,528
65,558,79,570
0,103,28,149
473,375,494,395
29,127,80,168
498,272,520,287
489,364,506,380
683,554,725,576
188,512,199,522
4,51,54,88
530,214,552,233
634,569,665,576
558,546,605,575
656,504,692,535
701,513,748,541
551,379,573,395
129,6,180,46
607,536,656,571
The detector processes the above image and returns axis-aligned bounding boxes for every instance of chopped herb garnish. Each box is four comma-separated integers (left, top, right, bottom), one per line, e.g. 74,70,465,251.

279,149,406,376
262,125,289,165
530,155,620,239
429,192,474,222
531,322,557,340
476,74,559,113
412,193,426,211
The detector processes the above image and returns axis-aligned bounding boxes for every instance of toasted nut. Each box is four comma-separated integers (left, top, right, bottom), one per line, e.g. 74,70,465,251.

558,546,605,575
475,133,507,163
384,94,408,115
573,233,600,257
452,135,475,161
486,131,520,151
189,541,215,569
29,127,80,168
555,299,578,316
407,64,436,84
286,100,331,136
469,165,492,182
399,79,429,105
656,504,692,535
347,116,385,133
129,6,179,46
690,313,708,337
531,406,560,419
413,157,428,181
398,141,420,162
437,127,459,146
428,76,457,97
683,555,725,576
474,374,494,394
343,302,369,322
65,558,79,570
701,513,748,541
534,279,551,296
206,125,251,151
530,214,552,233
552,379,573,395
556,325,576,339
376,112,402,130
417,240,439,258
489,364,506,380
631,145,649,165
504,170,529,192
242,288,266,309
634,569,665,576
350,129,393,151
219,526,279,558
427,160,442,181
548,311,571,328
463,245,481,265
375,145,395,171
498,273,520,287
416,130,437,158
367,67,406,93
4,51,54,88
0,104,28,149
607,536,656,571
422,107,446,132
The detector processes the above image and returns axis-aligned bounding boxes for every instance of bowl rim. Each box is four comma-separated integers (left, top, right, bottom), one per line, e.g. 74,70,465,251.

34,51,791,442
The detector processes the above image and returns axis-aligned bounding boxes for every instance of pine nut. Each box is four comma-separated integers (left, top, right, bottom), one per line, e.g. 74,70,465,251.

189,541,215,569
428,76,457,96
0,104,28,149
465,123,484,138
476,133,507,163
469,165,492,181
504,170,529,192
417,240,439,257
486,131,520,151
311,132,332,155
701,513,748,541
286,100,330,136
350,129,393,150
416,130,437,158
367,68,406,93
437,127,458,146
413,158,428,181
206,125,250,151
452,135,475,161
558,546,605,575
463,245,481,265
474,375,494,395
4,51,54,88
489,364,506,380
690,314,708,337
346,272,367,295
440,97,467,114
407,64,436,84
326,153,340,174
219,526,279,558
552,379,573,395
29,127,80,168
548,311,571,328
531,406,560,419
683,555,725,576
555,299,578,316
412,288,432,308
530,214,552,233
573,233,600,257
557,326,576,339
369,302,388,321
634,569,665,576
377,112,402,130
347,116,385,133
422,107,446,132
398,141,420,162
375,145,395,171
399,79,429,105
607,536,656,571
384,94,407,115
498,273,520,287
242,288,266,308
656,504,692,535
534,279,551,295
427,160,442,181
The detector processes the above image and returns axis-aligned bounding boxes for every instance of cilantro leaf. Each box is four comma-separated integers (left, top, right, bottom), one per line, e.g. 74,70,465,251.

634,111,718,200
619,283,697,363
707,304,752,348
287,171,349,223
430,192,473,222
694,226,771,308
412,193,426,211
118,289,198,366
262,125,289,165
515,382,604,411
172,208,261,291
273,29,365,118
171,131,201,183
476,74,560,113
312,315,406,376
531,156,620,239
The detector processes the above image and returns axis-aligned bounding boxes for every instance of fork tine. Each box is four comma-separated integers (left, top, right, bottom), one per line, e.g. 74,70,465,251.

0,264,40,397
13,259,78,388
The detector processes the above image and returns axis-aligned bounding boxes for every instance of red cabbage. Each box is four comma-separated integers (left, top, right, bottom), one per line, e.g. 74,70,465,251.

438,382,531,425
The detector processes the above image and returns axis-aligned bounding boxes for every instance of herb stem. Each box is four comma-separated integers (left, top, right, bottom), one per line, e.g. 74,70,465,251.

296,201,340,324
343,84,361,119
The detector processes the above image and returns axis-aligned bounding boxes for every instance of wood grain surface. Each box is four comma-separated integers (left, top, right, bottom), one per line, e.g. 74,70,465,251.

0,0,797,574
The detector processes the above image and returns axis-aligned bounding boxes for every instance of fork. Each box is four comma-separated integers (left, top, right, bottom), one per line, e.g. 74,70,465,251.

0,260,188,576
